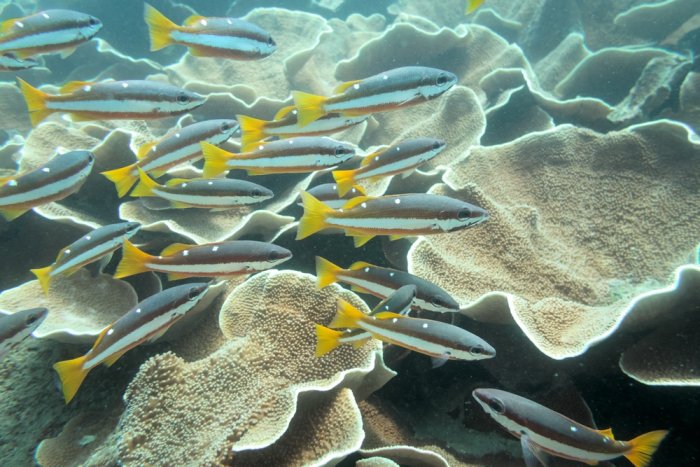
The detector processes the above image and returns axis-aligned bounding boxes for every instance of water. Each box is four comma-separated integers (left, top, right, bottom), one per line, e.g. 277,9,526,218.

1,0,699,466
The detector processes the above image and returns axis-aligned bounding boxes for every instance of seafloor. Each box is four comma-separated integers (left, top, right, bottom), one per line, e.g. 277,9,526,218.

1,0,699,466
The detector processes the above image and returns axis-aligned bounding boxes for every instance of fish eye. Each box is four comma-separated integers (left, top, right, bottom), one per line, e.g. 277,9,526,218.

457,208,472,220
86,153,95,163
432,141,442,150
220,122,231,132
88,17,99,26
266,250,283,262
334,146,350,156
251,188,263,197
470,345,485,355
25,315,39,326
436,73,448,86
187,287,201,300
127,223,140,232
430,296,444,307
488,398,506,414
177,93,190,105
267,37,275,46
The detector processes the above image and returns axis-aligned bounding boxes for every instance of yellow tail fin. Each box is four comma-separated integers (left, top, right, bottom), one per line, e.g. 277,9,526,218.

332,169,357,197
624,430,669,467
17,78,53,127
315,324,344,357
291,91,327,127
201,142,233,178
101,163,139,198
315,256,343,289
114,239,153,279
30,265,53,295
144,3,177,51
465,0,485,14
130,168,159,198
296,192,333,240
329,299,366,329
53,355,89,404
238,114,268,151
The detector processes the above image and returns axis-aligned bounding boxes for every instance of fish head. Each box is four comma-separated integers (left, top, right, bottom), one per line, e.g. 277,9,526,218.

438,201,489,232
420,291,460,313
4,307,49,337
82,14,103,38
333,142,356,161
472,388,510,423
51,9,103,40
265,244,293,266
123,221,141,237
465,339,496,360
218,119,240,139
248,182,274,201
419,68,458,97
186,283,209,301
168,88,206,111
258,34,277,57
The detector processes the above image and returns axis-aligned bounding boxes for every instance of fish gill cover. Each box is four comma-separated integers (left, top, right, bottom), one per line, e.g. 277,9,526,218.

0,0,699,466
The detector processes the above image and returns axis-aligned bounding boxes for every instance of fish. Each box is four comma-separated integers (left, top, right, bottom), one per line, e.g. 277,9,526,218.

315,298,495,364
30,222,141,294
466,0,485,14
53,283,209,403
332,137,446,196
144,3,275,60
201,136,356,178
292,66,458,127
101,119,239,197
472,388,669,467
114,239,292,281
17,78,205,127
0,53,39,71
0,150,94,221
297,183,366,210
238,106,368,151
315,256,460,313
0,308,48,361
0,9,102,59
297,192,489,246
130,169,273,209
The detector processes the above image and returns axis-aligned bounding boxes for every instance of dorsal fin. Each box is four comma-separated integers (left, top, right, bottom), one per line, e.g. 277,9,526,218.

374,311,405,320
349,261,374,270
349,185,366,196
184,15,206,26
165,178,191,186
342,195,374,210
274,105,297,120
91,325,112,350
160,242,193,257
60,81,95,94
137,141,157,159
595,428,615,440
334,80,362,94
360,149,385,166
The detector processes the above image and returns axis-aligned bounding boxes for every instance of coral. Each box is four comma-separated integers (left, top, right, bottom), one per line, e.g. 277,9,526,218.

613,0,700,41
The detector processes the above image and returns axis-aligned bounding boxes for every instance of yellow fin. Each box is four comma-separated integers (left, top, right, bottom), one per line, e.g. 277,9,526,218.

360,149,383,166
101,163,139,198
595,428,615,440
374,311,405,320
352,235,374,248
349,284,373,294
0,17,19,33
273,105,296,120
388,234,405,241
144,3,177,51
160,242,192,257
17,78,52,127
237,114,268,151
201,142,233,178
114,239,152,279
0,207,29,221
188,45,215,57
30,265,53,295
352,338,370,349
102,348,128,368
342,195,373,210
296,192,333,240
59,46,78,59
315,324,344,357
53,355,89,404
166,272,193,281
331,169,356,197
59,81,94,94
329,299,366,329
164,178,190,187
624,430,669,467
349,261,374,270
184,15,206,26
465,0,485,14
334,80,362,94
131,169,160,198
245,168,269,176
291,91,327,127
136,140,157,159
315,256,343,289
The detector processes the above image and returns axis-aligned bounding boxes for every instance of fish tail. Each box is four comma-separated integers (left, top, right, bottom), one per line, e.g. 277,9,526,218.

296,192,332,240
466,0,485,14
291,91,327,127
144,3,177,51
314,324,344,357
331,169,357,197
315,256,343,289
17,78,53,127
329,298,365,329
30,265,53,295
201,142,233,178
53,355,89,404
624,430,669,467
101,163,139,197
130,168,159,198
237,114,268,151
114,239,152,279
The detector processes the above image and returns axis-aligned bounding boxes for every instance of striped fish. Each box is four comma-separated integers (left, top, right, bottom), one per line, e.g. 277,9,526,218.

102,119,239,197
0,9,101,59
0,308,48,361
333,137,446,196
0,150,94,221
238,106,368,151
30,222,140,294
114,239,292,281
315,299,495,362
131,169,273,209
292,66,458,127
315,256,459,313
53,283,210,403
297,192,488,247
17,78,205,127
0,53,38,71
201,136,356,178
472,388,669,467
144,3,275,60
297,183,366,210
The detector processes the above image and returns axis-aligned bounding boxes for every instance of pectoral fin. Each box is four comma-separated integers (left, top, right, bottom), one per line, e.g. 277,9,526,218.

520,435,549,467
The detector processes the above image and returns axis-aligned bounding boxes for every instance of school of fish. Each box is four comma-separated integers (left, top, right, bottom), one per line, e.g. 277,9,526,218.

0,3,670,467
